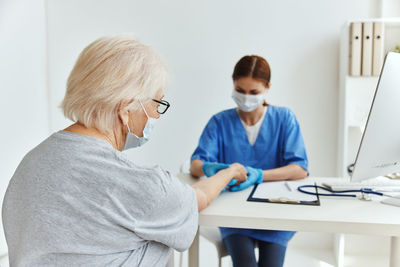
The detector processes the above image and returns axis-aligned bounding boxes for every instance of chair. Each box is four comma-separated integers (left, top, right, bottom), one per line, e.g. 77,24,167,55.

199,227,229,267
178,227,228,267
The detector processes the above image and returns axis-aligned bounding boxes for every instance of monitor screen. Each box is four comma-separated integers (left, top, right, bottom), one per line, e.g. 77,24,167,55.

352,52,400,181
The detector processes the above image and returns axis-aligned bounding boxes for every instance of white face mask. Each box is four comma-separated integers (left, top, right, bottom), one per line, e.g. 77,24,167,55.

231,90,267,112
123,101,157,150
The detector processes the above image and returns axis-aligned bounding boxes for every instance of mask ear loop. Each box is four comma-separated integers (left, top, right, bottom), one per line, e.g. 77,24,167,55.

124,107,132,133
125,100,148,134
139,100,150,118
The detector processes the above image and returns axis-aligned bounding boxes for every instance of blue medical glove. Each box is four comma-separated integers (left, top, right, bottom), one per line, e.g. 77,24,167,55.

202,162,237,192
229,166,263,192
227,178,238,187
202,162,230,177
222,178,238,192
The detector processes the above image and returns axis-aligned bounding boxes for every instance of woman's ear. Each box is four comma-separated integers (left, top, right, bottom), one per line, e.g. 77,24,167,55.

118,110,129,126
266,82,271,89
118,101,131,126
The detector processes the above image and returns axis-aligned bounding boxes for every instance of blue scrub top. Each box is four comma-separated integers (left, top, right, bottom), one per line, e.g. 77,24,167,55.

191,105,308,247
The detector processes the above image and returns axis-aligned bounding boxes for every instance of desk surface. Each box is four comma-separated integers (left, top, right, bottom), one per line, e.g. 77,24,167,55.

178,174,400,236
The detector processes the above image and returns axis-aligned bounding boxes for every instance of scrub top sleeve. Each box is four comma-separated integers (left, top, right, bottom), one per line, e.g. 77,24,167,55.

282,110,309,172
133,168,199,252
191,116,220,163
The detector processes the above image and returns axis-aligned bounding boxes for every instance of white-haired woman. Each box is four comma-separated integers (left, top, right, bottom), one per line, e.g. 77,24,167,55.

2,35,247,267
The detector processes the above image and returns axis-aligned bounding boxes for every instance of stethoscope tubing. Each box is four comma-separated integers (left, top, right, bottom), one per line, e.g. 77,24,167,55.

297,185,384,198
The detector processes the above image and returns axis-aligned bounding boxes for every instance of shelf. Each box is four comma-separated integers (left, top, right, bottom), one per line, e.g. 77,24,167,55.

347,124,364,130
336,18,399,267
345,76,379,89
345,76,379,82
338,19,400,179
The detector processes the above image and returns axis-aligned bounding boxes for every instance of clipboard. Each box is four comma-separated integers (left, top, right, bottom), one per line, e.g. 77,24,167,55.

247,181,320,206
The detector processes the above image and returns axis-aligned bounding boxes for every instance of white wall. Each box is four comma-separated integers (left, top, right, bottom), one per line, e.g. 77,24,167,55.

380,0,400,17
47,0,379,175
0,0,48,254
0,0,389,262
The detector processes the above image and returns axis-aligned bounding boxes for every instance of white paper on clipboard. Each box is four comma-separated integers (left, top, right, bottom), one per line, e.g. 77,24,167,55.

251,180,318,202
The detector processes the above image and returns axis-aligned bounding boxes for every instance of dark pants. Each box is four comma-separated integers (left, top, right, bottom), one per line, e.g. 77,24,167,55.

223,234,287,267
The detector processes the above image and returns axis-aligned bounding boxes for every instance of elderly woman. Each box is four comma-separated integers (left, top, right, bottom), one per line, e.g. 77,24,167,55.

2,35,247,266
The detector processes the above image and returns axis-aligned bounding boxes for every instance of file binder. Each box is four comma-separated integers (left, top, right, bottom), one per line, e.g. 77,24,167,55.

362,22,373,76
247,181,320,206
349,22,362,76
373,22,385,76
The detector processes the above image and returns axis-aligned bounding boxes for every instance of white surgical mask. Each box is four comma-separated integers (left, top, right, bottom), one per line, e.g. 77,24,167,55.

231,90,267,112
123,101,157,150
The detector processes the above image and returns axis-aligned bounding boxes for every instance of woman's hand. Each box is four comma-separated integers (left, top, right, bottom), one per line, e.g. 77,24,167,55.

192,162,248,211
202,162,230,177
196,161,248,187
229,166,263,191
225,163,248,184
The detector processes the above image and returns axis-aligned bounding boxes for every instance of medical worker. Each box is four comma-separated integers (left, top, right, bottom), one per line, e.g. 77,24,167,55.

190,55,308,267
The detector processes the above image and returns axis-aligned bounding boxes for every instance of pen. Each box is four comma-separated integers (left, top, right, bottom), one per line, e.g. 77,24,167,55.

285,181,292,192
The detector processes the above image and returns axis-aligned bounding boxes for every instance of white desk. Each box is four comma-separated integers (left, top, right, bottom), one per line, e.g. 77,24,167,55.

178,174,400,267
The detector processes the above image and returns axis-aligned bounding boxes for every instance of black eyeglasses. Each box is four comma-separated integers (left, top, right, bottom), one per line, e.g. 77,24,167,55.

152,99,170,114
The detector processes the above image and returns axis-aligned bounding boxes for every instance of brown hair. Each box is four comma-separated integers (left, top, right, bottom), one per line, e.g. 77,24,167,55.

232,55,271,86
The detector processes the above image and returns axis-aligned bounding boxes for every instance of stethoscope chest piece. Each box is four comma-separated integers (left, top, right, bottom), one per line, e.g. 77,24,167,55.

359,191,373,201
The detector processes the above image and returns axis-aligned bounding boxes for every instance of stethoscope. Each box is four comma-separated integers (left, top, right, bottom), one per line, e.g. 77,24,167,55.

297,184,386,201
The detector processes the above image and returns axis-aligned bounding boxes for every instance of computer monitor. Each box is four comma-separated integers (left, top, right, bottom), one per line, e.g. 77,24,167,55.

352,52,400,182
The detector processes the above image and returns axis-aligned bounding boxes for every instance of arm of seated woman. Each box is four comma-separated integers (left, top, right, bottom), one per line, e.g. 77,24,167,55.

191,163,247,211
190,159,205,178
262,164,308,181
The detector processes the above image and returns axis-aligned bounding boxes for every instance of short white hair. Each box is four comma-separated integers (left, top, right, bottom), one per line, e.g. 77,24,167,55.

61,34,168,134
